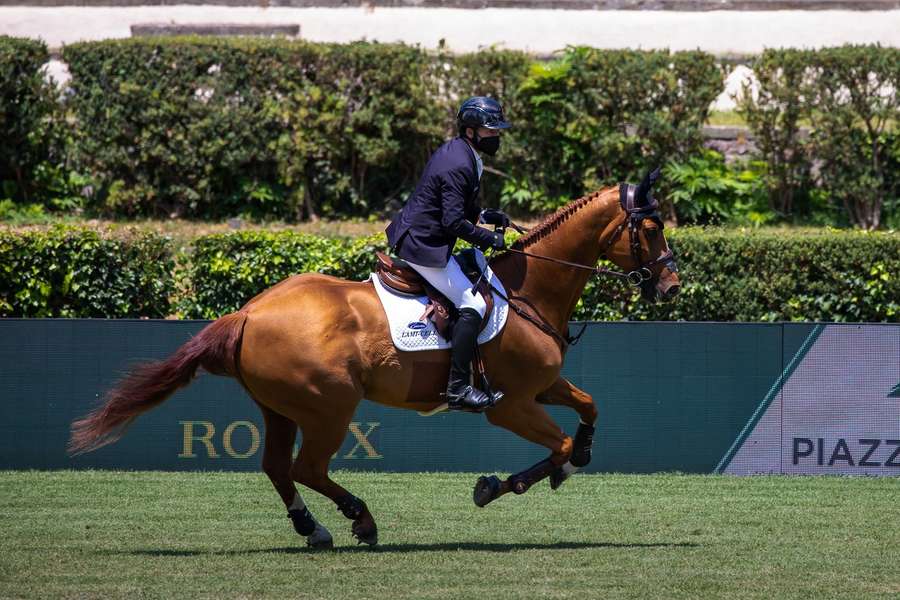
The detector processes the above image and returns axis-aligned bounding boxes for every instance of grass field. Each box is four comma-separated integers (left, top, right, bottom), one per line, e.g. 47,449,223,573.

1,471,897,599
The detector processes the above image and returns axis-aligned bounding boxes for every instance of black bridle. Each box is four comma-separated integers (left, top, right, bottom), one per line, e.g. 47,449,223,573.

618,175,678,286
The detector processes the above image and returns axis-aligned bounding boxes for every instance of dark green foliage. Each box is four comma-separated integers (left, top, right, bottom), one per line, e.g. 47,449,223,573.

62,38,448,220
510,48,722,216
177,231,388,318
3,225,896,321
664,150,770,226
0,37,65,205
62,37,313,219
179,227,898,322
737,49,815,219
8,39,899,230
810,45,900,230
578,227,900,322
59,39,722,222
273,42,445,219
739,45,900,229
0,226,174,317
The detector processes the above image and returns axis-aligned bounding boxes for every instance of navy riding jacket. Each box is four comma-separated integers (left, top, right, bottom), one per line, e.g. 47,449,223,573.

385,137,496,268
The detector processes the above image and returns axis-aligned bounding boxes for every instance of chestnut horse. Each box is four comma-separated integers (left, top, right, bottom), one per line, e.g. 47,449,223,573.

70,173,680,548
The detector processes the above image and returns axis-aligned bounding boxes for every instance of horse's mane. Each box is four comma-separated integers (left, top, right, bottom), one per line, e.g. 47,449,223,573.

511,188,611,250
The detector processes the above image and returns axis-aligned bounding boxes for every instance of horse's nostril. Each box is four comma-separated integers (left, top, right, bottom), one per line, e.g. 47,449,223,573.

666,285,680,298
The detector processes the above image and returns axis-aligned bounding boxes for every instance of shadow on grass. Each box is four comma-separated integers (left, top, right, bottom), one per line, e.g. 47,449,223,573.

112,541,699,556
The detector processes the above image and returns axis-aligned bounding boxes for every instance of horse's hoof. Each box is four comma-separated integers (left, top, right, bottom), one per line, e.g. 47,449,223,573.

306,523,334,550
473,475,501,507
549,467,569,491
352,522,379,546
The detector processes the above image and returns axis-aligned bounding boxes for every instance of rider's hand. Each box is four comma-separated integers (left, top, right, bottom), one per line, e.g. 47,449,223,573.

489,231,506,251
480,208,510,228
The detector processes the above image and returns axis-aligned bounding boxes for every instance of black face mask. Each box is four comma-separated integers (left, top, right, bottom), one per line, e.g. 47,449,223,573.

473,132,500,156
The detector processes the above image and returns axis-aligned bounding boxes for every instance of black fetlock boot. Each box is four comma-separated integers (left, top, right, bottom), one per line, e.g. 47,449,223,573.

445,308,503,413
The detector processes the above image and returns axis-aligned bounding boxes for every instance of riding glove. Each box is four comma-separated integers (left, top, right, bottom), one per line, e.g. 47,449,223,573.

480,208,511,228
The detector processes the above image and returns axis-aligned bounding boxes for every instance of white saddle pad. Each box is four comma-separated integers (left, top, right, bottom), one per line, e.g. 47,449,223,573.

370,255,509,352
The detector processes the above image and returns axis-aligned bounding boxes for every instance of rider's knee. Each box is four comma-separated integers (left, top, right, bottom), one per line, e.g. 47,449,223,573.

460,288,487,317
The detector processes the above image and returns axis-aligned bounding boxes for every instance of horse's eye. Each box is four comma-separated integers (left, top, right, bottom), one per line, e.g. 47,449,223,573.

645,228,659,240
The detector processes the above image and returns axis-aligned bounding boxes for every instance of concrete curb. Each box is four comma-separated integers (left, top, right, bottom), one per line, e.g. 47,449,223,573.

4,0,899,9
131,23,300,36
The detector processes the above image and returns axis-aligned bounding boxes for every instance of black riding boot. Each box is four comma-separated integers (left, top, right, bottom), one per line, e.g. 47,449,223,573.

445,308,504,412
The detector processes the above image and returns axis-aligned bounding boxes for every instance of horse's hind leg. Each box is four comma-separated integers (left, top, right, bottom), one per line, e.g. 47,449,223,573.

258,404,333,548
291,409,379,546
473,398,574,507
535,377,597,490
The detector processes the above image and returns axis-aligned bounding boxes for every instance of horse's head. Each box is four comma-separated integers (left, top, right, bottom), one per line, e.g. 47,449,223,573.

601,168,680,303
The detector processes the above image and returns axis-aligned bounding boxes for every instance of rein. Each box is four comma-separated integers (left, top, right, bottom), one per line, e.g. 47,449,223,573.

503,247,632,283
482,216,630,351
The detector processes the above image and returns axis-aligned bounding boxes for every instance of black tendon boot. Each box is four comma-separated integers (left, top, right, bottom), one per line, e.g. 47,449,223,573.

445,308,503,412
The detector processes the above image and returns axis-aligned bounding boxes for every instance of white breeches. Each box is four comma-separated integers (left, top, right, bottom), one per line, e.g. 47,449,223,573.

405,257,487,317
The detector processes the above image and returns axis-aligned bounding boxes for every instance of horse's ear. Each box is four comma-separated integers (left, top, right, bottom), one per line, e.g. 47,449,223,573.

636,166,662,205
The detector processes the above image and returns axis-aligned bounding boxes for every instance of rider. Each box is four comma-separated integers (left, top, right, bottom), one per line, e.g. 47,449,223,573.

385,96,511,413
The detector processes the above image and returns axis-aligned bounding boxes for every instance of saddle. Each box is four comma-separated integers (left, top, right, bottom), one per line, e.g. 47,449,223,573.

375,249,495,341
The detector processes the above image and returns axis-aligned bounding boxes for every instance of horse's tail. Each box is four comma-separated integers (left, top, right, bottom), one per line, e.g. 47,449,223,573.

68,311,248,455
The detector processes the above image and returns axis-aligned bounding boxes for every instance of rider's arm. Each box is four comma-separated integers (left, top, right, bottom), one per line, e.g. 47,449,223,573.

439,169,497,249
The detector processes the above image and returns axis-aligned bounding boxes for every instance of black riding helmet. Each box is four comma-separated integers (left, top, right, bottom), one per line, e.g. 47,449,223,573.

456,96,511,136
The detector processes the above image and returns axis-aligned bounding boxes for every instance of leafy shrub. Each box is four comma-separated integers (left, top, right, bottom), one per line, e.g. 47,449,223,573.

737,49,815,219
60,39,721,222
809,45,900,230
513,48,722,216
63,37,312,219
177,231,388,318
0,226,174,317
578,227,899,322
273,42,445,220
739,45,900,229
664,150,771,226
0,36,65,205
178,227,898,322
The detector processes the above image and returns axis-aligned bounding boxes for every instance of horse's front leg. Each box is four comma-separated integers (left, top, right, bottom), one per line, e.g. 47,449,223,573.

473,399,573,507
535,377,597,490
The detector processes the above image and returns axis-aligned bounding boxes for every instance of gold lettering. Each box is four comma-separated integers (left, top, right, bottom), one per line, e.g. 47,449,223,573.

344,422,383,459
223,420,261,459
178,421,219,458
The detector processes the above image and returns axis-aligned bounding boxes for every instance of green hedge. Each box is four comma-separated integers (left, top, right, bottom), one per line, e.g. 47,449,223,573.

508,48,721,217
0,226,174,317
180,228,898,323
738,45,900,230
0,36,62,205
60,38,719,220
578,228,900,322
2,226,896,321
177,231,387,318
5,38,899,229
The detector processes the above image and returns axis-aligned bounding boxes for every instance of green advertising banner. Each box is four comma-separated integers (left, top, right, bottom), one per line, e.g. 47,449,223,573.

0,320,897,474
